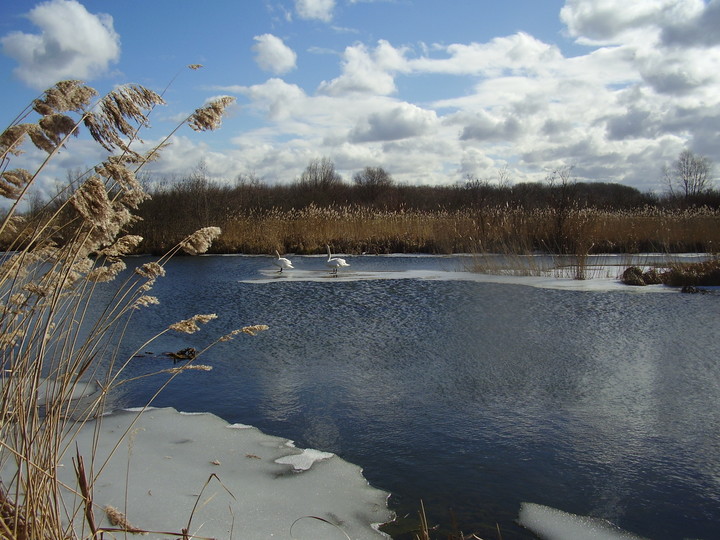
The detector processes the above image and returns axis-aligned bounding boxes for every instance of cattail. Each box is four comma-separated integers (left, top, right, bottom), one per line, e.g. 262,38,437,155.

188,96,235,132
219,325,270,340
87,261,126,282
32,80,97,116
95,159,141,192
25,123,57,153
169,313,217,334
135,262,165,279
120,188,150,209
241,324,270,336
71,175,113,227
38,113,78,145
180,226,221,255
100,235,144,257
134,295,159,308
83,84,164,153
0,169,32,199
0,124,33,156
71,257,95,276
0,329,25,349
103,505,146,535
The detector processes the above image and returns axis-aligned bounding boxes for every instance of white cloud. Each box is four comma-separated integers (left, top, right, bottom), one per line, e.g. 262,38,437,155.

349,103,437,142
409,32,563,77
559,0,702,45
252,34,297,74
295,0,335,22
459,111,522,143
318,40,407,95
662,0,720,46
231,78,308,121
1,0,120,89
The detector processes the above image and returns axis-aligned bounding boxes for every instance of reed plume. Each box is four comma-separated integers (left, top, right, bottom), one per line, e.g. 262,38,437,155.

0,74,260,540
188,97,235,132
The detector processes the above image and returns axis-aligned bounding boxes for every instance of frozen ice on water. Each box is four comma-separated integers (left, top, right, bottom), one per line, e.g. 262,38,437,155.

8,407,392,540
275,448,335,471
518,502,647,540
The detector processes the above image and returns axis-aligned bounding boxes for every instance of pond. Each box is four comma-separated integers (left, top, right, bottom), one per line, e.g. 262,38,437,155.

100,254,720,539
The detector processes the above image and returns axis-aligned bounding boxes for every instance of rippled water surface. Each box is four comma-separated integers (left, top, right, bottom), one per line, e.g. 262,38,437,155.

107,255,720,539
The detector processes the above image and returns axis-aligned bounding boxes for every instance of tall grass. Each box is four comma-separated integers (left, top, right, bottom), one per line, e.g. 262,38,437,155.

207,204,720,257
0,77,264,539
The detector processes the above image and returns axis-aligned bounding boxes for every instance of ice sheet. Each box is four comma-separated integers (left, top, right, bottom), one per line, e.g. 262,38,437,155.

44,407,392,539
244,267,681,292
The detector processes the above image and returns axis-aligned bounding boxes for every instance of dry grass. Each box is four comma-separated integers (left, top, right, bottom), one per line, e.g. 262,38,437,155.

0,76,264,539
209,205,720,258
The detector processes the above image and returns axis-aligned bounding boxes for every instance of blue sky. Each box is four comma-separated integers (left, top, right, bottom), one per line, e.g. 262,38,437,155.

2,0,719,199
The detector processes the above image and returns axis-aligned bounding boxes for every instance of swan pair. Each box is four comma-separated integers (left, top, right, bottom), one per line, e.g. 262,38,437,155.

273,246,350,275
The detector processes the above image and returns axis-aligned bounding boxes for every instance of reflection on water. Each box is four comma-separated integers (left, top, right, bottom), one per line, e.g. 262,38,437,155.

106,255,720,540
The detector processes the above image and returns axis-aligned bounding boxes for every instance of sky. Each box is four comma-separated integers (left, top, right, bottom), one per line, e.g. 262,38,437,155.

1,0,719,199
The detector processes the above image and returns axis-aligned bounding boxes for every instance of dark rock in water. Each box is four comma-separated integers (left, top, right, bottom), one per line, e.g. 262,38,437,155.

621,266,665,286
681,285,701,294
167,347,198,362
622,266,646,286
642,268,663,284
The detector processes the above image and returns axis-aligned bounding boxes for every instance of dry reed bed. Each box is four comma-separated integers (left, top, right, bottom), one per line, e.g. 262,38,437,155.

0,76,265,539
212,205,720,256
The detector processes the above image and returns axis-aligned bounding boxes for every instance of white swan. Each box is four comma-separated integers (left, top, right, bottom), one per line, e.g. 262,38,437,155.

273,250,294,273
325,245,350,274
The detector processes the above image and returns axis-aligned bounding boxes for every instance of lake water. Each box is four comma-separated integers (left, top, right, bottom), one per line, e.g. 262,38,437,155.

101,254,720,539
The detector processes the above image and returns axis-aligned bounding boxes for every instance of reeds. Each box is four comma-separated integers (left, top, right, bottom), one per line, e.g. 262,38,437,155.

188,204,720,258
0,78,261,539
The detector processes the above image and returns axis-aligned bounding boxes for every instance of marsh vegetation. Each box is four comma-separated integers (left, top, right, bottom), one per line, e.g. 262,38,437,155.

0,76,266,539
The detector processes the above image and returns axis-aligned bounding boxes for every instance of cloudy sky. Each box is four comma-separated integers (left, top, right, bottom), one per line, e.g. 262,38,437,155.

2,0,719,197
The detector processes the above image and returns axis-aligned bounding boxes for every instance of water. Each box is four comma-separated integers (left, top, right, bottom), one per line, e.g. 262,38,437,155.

98,254,720,539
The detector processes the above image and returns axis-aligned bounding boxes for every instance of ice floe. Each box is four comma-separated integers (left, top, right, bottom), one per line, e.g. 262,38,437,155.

518,502,647,540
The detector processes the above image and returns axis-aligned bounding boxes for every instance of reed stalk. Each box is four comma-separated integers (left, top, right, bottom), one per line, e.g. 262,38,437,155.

0,75,263,539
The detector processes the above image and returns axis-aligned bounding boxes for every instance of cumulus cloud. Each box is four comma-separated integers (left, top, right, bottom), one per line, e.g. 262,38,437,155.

199,0,720,192
252,34,297,74
318,40,407,95
349,103,437,142
295,0,335,21
559,0,700,45
662,0,720,46
460,111,522,142
1,0,120,89
227,78,308,121
409,32,562,76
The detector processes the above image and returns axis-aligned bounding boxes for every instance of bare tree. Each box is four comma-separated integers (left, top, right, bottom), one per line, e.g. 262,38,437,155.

352,166,393,188
664,149,713,199
545,165,578,253
299,157,343,188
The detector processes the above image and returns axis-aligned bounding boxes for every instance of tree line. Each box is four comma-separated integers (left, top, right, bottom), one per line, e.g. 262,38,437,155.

7,150,718,255
133,151,715,219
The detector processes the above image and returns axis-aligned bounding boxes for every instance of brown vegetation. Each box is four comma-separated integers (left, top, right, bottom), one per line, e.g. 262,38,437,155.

128,201,720,257
121,165,720,256
0,77,268,539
